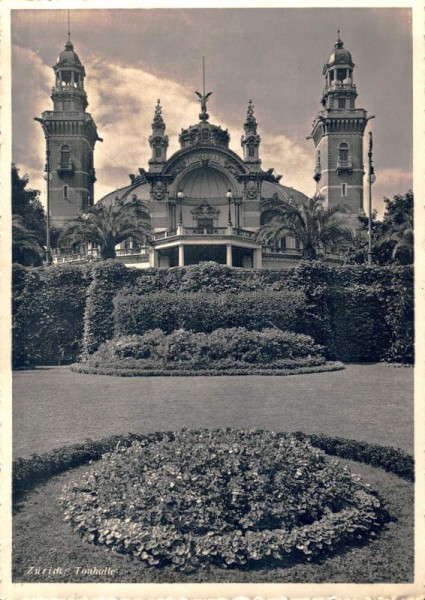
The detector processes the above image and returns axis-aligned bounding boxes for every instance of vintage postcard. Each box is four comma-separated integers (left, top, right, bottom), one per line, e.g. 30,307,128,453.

1,1,424,599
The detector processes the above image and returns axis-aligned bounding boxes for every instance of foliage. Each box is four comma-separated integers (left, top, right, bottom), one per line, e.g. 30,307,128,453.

256,196,353,260
72,361,343,378
11,164,45,266
83,261,133,355
59,196,151,259
13,429,414,503
12,264,90,367
346,191,414,265
12,216,44,265
76,328,333,375
113,290,307,336
14,261,413,366
60,429,389,572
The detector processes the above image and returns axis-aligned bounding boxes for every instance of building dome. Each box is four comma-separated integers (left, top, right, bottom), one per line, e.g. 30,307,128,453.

179,166,233,200
326,35,354,67
56,40,83,67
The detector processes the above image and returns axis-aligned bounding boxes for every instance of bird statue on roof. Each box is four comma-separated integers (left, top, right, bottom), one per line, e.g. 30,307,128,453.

195,90,212,121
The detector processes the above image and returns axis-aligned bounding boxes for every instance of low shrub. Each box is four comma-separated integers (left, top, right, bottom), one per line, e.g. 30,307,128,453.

77,328,328,375
60,429,389,572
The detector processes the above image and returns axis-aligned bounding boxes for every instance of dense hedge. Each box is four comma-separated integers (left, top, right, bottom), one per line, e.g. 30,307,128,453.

13,429,414,503
113,291,306,336
12,264,90,367
13,261,413,366
60,429,389,571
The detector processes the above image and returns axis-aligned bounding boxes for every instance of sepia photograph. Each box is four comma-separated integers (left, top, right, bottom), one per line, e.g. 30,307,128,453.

2,1,423,598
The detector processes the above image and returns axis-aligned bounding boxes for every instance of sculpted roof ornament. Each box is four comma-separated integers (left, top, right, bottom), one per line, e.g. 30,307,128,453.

246,99,256,124
152,99,165,128
195,90,212,122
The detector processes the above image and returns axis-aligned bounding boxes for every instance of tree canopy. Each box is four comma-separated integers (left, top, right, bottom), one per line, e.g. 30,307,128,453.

59,197,152,260
11,164,45,265
256,196,353,260
348,190,414,265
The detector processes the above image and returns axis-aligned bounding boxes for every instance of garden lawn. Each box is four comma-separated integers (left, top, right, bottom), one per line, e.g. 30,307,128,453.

13,363,413,458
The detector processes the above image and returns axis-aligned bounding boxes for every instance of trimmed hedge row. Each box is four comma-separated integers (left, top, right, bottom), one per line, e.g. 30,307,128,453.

83,261,414,362
13,429,414,502
13,261,413,365
12,264,90,367
113,290,307,336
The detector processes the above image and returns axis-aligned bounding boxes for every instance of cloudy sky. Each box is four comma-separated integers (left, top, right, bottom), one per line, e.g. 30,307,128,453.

12,7,413,216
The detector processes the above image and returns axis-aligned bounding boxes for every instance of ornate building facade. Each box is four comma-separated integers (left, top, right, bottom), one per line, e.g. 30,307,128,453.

42,34,368,269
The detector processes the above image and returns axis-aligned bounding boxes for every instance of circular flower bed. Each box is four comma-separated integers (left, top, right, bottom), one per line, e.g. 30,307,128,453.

60,429,388,572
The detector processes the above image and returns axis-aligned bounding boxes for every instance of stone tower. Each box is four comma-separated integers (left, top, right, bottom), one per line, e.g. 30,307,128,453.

37,36,101,227
310,33,368,212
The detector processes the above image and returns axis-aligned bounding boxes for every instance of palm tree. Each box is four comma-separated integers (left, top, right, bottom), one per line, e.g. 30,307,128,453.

375,216,413,264
59,197,151,260
12,215,45,265
256,196,353,260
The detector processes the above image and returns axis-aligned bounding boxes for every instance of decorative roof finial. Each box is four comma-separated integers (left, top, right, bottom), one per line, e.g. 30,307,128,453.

152,99,165,129
335,29,343,48
68,10,71,42
195,56,212,122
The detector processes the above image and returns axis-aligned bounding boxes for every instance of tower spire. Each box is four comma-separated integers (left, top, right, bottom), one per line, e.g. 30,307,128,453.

149,99,168,170
67,10,71,42
241,99,261,168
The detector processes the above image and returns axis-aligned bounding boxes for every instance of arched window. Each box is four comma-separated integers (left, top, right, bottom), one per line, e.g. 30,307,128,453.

60,145,70,168
155,146,162,158
248,145,255,157
339,142,349,162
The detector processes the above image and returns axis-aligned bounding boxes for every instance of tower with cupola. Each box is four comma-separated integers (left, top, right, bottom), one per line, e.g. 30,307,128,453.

310,33,368,212
37,35,101,227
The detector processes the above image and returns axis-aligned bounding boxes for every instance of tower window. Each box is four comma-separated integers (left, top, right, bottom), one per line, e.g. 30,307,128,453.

155,146,162,158
60,145,71,168
337,69,346,81
339,143,349,161
338,98,346,109
248,146,255,157
341,184,347,197
63,185,68,199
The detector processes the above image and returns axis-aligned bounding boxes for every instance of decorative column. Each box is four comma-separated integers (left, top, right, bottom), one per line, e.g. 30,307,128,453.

178,244,185,267
226,244,233,267
253,248,262,269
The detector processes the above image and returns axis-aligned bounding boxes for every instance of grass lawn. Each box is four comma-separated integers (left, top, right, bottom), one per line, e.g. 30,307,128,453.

13,363,413,458
11,364,414,583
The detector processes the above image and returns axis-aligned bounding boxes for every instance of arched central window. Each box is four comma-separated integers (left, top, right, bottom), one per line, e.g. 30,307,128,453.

339,142,349,162
60,145,70,168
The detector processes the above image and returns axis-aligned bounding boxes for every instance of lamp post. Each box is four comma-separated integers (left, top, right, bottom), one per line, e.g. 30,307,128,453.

367,131,376,265
177,190,184,226
34,117,52,266
227,189,233,226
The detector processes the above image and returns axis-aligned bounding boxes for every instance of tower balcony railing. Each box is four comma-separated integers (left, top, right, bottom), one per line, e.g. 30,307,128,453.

57,160,74,175
336,158,353,173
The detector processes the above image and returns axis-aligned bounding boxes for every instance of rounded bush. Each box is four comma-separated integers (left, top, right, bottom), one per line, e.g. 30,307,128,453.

61,429,389,572
77,327,332,376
